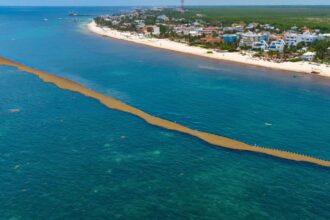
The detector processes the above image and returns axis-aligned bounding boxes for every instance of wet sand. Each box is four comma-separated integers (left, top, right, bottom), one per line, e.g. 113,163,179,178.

88,21,330,77
1,56,330,167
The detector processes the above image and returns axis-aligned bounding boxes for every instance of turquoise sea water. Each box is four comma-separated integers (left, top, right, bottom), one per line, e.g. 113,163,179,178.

0,7,330,220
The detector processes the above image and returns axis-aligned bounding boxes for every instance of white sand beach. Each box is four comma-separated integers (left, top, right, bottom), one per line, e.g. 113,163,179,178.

88,21,330,77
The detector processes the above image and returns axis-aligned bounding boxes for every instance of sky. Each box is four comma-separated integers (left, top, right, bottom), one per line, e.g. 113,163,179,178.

0,0,329,6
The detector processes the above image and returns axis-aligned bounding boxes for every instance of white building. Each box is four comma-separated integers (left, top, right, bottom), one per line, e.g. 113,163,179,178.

300,32,320,45
145,25,160,36
152,26,160,35
268,40,286,52
239,32,260,47
189,30,202,37
262,24,275,31
252,40,268,50
223,25,244,32
285,33,301,47
285,32,321,47
173,26,202,36
302,52,316,61
246,23,258,30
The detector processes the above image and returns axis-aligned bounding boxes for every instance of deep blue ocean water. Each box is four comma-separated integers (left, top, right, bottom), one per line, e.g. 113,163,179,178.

0,7,330,220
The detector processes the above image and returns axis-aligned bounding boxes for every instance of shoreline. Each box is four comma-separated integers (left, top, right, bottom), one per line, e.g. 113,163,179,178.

88,21,330,77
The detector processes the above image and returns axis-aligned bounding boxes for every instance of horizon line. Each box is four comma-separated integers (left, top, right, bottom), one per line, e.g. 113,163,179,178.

1,4,330,7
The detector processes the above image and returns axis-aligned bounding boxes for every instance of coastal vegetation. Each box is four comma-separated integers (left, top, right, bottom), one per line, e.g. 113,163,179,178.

166,6,330,32
310,40,330,61
94,6,330,64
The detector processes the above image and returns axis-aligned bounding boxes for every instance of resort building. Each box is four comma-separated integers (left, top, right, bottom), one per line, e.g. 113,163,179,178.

151,26,160,35
302,51,316,61
239,32,260,47
252,40,269,50
268,40,286,52
143,25,161,36
300,32,320,45
285,33,302,47
189,30,203,37
285,32,321,47
222,34,238,43
173,26,191,36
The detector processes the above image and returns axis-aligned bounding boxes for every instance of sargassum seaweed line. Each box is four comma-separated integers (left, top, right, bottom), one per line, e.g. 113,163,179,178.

1,56,330,167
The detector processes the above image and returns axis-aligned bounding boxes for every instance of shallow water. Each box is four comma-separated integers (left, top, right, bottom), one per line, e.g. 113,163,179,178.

0,7,330,220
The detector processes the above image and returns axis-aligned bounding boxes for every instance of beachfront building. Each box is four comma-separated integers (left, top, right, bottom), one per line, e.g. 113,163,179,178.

135,20,146,32
268,40,286,52
285,33,302,47
300,32,320,45
151,26,160,36
252,40,269,50
285,32,321,47
136,24,146,33
239,32,259,47
144,25,161,36
302,51,316,61
222,34,238,43
173,26,189,36
189,30,203,37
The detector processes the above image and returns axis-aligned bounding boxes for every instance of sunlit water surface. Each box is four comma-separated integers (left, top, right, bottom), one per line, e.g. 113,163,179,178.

0,7,330,220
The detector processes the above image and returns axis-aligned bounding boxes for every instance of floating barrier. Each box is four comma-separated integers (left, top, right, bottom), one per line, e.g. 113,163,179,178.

1,56,329,167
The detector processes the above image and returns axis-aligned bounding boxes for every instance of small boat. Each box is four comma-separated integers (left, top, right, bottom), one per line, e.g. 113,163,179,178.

43,18,48,21
68,12,78,16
